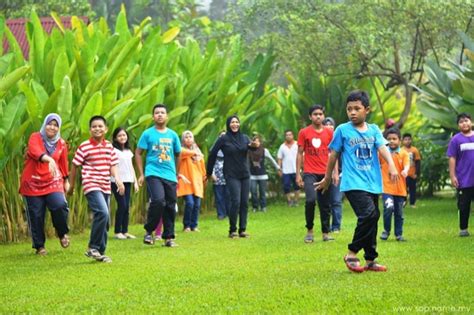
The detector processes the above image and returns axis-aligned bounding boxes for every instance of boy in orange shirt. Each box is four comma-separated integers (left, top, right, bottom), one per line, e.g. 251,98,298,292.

380,128,410,241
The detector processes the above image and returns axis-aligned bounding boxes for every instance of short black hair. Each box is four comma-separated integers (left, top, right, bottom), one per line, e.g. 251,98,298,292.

346,90,370,108
112,127,131,151
386,128,401,139
308,104,324,116
153,104,168,114
89,115,107,128
284,129,293,135
402,133,412,139
457,112,472,124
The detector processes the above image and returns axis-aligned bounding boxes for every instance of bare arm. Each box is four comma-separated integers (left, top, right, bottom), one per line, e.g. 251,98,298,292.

449,157,458,188
135,148,145,186
315,150,339,192
67,164,77,195
378,146,399,182
295,146,304,187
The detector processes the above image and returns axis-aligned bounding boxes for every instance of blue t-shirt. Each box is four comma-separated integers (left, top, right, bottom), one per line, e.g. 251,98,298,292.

137,127,181,183
329,122,386,194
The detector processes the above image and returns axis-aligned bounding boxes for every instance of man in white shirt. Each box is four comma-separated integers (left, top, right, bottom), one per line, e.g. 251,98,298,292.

277,130,300,207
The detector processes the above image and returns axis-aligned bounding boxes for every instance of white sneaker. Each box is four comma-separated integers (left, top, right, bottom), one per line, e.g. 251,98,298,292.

124,233,136,239
114,233,127,240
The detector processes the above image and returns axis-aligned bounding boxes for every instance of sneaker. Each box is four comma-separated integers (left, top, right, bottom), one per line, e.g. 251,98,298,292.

396,236,407,242
191,228,200,232
364,261,387,272
380,231,389,240
217,215,226,220
36,247,47,256
183,227,191,232
252,208,258,213
114,233,127,240
304,234,314,243
154,235,162,241
343,255,365,273
459,230,470,237
85,248,103,260
229,232,239,239
261,207,267,212
124,233,136,239
323,235,335,242
409,204,417,209
99,255,112,263
59,235,70,248
143,233,155,245
163,239,178,247
239,231,250,238
332,229,340,234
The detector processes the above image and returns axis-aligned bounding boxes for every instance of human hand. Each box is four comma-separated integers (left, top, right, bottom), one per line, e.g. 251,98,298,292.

116,181,125,196
401,170,408,178
138,175,144,187
48,160,58,178
315,176,331,193
451,175,459,188
296,174,303,188
134,182,139,192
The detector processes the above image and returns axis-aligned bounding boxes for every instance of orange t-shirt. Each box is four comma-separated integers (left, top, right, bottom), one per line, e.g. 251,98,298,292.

177,148,206,198
401,146,421,178
379,149,409,197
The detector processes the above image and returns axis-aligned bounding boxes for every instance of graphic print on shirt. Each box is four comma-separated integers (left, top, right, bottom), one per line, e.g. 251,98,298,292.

152,138,172,163
304,138,328,156
350,135,376,171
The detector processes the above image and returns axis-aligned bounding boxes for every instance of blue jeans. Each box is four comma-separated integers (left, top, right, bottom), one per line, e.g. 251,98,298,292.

329,182,343,231
85,191,110,254
23,192,69,249
213,184,230,218
250,179,267,209
183,195,201,229
382,194,405,237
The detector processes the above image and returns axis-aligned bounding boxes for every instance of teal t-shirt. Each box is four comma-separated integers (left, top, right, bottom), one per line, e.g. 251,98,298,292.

329,122,386,194
137,127,181,183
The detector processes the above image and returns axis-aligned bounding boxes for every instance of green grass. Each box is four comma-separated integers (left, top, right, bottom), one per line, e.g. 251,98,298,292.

0,198,472,314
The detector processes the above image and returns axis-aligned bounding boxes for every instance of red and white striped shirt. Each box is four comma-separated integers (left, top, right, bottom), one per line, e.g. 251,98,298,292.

72,138,118,195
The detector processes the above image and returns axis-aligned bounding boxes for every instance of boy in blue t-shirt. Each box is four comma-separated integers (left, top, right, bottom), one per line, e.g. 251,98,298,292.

316,90,398,273
136,104,181,247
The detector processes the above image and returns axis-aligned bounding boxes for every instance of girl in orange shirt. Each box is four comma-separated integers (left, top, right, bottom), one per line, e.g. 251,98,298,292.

178,131,206,232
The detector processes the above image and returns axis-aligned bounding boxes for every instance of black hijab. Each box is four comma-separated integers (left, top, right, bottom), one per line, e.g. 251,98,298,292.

226,115,248,150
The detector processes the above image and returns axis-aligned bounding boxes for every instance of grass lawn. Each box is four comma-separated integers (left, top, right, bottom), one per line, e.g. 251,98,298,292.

0,197,472,314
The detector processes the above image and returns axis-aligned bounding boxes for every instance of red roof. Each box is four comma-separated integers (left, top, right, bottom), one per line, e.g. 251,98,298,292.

3,16,89,60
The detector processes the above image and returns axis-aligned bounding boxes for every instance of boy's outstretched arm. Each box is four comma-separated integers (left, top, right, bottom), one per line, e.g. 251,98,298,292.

378,145,399,182
315,150,339,192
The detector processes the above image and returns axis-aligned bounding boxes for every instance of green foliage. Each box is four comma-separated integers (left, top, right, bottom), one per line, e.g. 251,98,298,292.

0,0,94,18
0,200,472,313
0,8,279,242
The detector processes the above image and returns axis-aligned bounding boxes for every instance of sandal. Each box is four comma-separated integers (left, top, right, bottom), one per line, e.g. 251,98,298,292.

36,247,47,256
304,234,314,243
343,255,365,273
59,235,70,248
364,261,387,272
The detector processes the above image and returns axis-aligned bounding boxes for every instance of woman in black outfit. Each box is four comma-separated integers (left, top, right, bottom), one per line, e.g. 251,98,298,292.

207,115,256,238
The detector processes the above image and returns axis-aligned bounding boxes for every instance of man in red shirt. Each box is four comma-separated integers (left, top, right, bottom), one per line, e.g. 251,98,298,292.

296,105,335,243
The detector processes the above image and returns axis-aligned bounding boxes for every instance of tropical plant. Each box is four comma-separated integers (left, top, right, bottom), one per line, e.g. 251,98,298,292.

0,7,280,242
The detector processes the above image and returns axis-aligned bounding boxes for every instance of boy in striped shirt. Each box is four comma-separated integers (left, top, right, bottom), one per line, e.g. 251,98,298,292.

68,116,125,263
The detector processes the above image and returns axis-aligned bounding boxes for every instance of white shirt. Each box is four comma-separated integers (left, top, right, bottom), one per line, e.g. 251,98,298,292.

111,148,135,183
277,142,298,174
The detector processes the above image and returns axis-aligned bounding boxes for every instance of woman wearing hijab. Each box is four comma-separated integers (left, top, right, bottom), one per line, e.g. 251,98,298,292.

177,130,207,232
207,115,257,238
19,113,70,255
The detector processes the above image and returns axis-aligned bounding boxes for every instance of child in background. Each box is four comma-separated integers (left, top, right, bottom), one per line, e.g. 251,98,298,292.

178,131,206,232
401,133,421,208
447,112,474,237
379,128,409,242
69,116,124,263
316,90,398,273
111,127,139,240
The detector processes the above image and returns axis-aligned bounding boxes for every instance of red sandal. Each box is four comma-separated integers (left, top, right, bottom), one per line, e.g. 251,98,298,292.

364,261,387,272
343,255,365,273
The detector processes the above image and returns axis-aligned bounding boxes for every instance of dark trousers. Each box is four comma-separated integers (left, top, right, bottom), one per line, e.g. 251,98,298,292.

213,184,230,218
250,179,267,209
345,190,380,261
183,194,201,229
303,173,331,233
457,187,473,230
24,192,69,250
144,176,177,239
226,176,250,233
406,177,417,205
112,182,132,234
